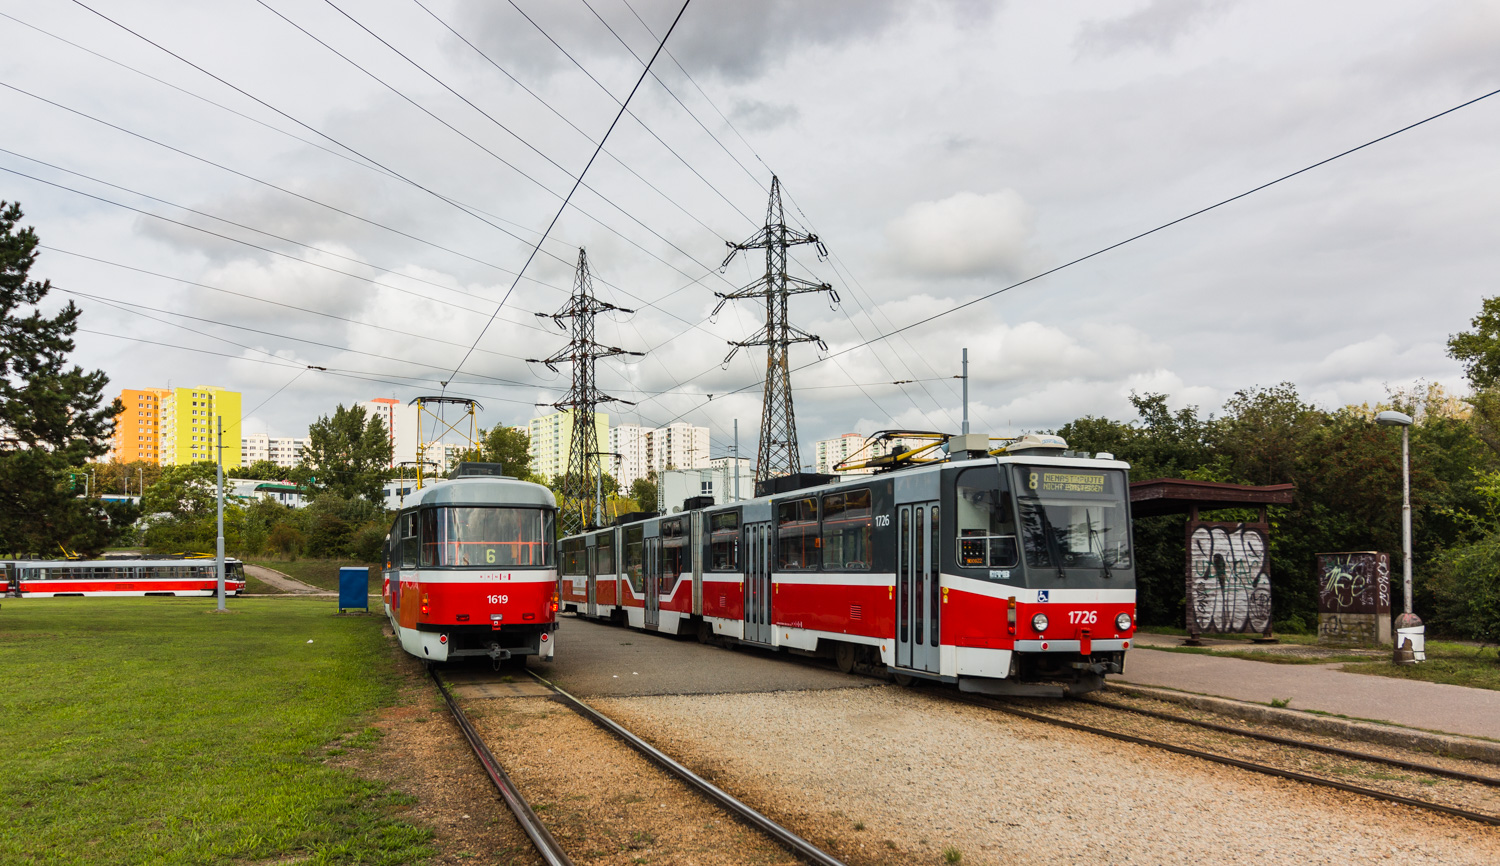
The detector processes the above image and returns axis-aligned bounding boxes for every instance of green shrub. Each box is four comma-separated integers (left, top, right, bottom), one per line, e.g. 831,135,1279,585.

349,520,389,564
1428,532,1500,643
267,522,304,557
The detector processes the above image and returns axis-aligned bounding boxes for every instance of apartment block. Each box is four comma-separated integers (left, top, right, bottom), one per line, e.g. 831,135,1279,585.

160,386,242,467
360,398,420,466
111,388,170,463
528,410,608,482
611,421,710,489
241,433,310,469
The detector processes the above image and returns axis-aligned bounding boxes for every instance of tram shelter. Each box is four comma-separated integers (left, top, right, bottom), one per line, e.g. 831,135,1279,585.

1130,479,1296,645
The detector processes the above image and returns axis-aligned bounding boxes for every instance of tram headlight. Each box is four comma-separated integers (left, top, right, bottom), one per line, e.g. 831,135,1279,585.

1116,612,1132,631
1031,613,1048,633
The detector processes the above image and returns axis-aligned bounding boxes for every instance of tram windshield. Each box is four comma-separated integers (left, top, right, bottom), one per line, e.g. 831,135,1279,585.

1012,465,1132,572
423,507,555,568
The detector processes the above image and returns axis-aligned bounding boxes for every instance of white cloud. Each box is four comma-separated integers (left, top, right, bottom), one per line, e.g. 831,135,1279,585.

884,190,1035,279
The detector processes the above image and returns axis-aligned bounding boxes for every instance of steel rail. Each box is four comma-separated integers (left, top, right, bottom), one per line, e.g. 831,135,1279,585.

527,670,849,866
1083,695,1500,788
429,669,574,866
952,693,1500,827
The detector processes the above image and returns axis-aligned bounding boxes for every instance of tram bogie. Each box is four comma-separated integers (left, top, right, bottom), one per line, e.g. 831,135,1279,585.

560,434,1136,695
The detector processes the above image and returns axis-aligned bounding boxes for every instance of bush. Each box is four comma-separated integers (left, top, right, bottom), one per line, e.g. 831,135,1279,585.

349,520,388,564
1428,532,1500,643
267,522,304,557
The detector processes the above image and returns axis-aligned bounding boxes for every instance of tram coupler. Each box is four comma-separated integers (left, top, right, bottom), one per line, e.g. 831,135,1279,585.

1072,659,1122,676
487,643,513,670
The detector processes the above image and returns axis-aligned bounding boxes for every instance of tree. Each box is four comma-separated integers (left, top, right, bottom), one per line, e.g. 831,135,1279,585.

140,462,236,553
472,425,536,480
0,201,123,556
232,459,285,481
629,472,658,513
1448,296,1500,390
293,404,392,503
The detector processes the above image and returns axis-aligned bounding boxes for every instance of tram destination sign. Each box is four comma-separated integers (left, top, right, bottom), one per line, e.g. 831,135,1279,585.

1018,466,1118,497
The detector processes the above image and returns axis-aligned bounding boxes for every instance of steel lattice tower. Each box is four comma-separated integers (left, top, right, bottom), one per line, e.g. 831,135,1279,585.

530,248,641,534
715,176,836,482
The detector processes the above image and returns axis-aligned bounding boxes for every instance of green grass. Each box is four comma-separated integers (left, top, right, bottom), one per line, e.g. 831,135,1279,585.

249,559,382,593
1142,645,1371,665
1341,641,1500,691
0,597,431,865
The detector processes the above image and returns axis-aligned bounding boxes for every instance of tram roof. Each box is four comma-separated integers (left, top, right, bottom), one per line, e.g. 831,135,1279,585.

406,475,555,510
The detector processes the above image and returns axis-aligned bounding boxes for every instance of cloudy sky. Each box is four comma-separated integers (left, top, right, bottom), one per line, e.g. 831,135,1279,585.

4,0,1498,463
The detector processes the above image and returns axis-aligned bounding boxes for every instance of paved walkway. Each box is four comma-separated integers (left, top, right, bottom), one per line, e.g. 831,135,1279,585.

243,564,323,594
1120,636,1500,741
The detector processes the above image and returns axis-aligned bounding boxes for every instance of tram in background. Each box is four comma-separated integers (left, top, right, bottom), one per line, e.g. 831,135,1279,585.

8,557,247,597
559,432,1136,695
382,463,559,666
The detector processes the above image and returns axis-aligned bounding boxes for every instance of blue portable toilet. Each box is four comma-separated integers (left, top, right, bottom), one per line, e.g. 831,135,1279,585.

338,567,369,612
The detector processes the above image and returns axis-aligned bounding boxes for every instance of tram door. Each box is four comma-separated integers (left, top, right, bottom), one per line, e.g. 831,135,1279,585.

896,502,941,673
585,541,598,618
743,521,773,644
644,536,661,629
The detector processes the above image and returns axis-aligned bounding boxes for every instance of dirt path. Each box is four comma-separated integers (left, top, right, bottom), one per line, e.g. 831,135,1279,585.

243,563,323,593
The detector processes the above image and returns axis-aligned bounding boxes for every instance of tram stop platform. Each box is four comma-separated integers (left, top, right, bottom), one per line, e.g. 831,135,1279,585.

1117,632,1500,750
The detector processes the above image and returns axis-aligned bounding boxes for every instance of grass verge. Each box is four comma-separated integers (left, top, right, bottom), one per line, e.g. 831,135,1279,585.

249,558,382,593
1142,645,1373,665
0,597,430,865
1341,641,1500,691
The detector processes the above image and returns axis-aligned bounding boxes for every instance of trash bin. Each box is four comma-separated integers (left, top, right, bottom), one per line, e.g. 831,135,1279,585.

1395,625,1426,662
339,566,370,612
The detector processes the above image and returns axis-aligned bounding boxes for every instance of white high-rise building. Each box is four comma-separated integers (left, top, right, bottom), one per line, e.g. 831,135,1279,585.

610,422,710,489
240,433,310,470
360,398,420,467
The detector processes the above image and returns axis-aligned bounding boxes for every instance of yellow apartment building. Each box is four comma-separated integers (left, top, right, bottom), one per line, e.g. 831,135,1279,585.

111,388,171,463
159,386,242,467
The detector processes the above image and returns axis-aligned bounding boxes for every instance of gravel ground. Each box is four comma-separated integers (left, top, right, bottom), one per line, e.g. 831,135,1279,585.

465,692,803,866
592,685,1500,866
333,644,542,865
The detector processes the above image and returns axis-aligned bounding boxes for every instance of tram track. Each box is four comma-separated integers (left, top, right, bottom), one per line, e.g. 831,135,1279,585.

946,690,1500,828
430,664,848,866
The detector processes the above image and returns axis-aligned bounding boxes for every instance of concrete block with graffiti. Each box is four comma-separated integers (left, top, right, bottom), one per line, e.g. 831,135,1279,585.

1316,551,1391,646
1186,521,1273,637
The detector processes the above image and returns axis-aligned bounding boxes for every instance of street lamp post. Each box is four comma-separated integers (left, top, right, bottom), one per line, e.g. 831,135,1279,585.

1376,410,1421,662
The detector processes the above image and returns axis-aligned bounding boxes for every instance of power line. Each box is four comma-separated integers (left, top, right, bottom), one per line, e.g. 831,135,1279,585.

449,0,695,382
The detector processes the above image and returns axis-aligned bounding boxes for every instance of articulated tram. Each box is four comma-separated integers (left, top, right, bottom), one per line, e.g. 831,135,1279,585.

6,558,246,597
560,433,1136,694
382,463,559,666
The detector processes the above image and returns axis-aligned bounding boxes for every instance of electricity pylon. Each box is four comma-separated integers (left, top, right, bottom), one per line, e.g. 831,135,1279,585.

529,248,642,534
714,176,837,482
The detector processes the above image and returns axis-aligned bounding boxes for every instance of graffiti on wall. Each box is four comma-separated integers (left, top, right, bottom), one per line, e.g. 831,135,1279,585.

1316,552,1390,615
1186,522,1273,635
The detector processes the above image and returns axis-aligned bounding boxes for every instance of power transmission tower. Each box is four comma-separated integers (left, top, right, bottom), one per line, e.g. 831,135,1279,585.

530,248,642,534
714,176,837,483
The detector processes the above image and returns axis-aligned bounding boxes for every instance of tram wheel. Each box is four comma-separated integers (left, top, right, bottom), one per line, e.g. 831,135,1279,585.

697,621,713,644
834,643,856,674
892,672,916,687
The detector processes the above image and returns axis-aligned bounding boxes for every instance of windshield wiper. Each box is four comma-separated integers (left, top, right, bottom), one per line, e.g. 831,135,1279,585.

1024,500,1067,581
1084,512,1112,580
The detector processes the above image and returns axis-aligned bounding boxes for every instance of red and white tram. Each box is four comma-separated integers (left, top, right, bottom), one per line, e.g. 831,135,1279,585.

382,464,559,666
8,558,247,597
560,433,1136,695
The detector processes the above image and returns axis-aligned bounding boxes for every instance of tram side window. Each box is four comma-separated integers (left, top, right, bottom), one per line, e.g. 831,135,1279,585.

420,509,439,567
709,512,739,571
624,526,645,593
561,538,586,576
595,531,615,575
822,489,873,571
661,518,687,578
776,497,819,571
955,467,1019,572
400,511,419,568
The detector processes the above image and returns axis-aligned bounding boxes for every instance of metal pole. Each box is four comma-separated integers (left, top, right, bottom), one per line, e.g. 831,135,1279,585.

733,420,740,502
1401,424,1413,616
962,348,969,435
216,415,226,612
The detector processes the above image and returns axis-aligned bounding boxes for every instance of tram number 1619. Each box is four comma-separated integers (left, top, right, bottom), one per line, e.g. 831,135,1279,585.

487,594,509,605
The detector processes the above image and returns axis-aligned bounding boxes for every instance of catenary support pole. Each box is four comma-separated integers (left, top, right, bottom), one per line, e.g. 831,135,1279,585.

216,415,226,611
962,348,969,436
733,419,740,502
1402,424,1413,615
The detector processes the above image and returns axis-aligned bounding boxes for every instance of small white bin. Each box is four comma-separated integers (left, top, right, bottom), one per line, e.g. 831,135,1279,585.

1396,625,1426,662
